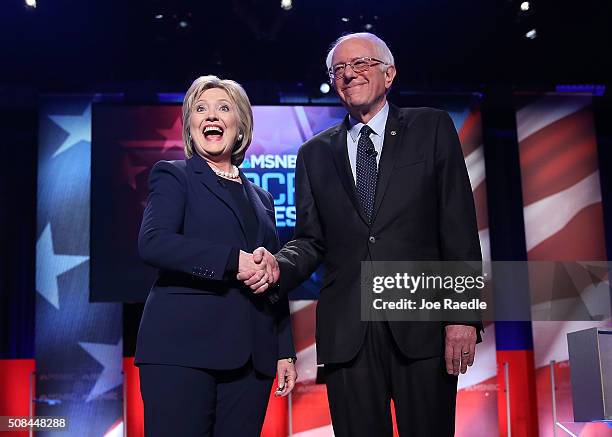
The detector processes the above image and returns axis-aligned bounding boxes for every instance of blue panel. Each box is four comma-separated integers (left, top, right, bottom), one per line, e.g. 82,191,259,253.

36,96,123,436
494,321,534,351
157,92,185,103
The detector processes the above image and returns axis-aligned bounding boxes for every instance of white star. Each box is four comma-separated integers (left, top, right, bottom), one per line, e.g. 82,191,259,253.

78,339,123,402
49,105,92,158
36,223,89,309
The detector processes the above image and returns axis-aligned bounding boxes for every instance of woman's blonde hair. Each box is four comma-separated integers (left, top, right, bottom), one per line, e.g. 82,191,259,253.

182,75,253,166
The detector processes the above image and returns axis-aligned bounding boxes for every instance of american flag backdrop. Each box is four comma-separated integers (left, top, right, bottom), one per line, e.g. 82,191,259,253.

516,94,611,437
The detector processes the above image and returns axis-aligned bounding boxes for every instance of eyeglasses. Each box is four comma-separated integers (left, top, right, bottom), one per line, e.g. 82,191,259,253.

328,57,388,80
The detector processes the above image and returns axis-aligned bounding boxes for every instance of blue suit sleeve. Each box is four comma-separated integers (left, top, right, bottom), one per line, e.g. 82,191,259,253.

138,161,234,281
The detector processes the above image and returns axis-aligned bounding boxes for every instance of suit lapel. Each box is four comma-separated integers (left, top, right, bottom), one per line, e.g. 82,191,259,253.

240,172,269,248
372,104,403,222
189,154,248,244
330,119,369,225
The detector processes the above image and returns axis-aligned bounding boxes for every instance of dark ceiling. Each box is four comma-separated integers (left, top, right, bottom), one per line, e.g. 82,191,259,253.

1,0,610,94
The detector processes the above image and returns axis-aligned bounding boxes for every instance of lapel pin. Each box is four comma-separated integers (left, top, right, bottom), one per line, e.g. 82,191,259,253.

390,130,397,136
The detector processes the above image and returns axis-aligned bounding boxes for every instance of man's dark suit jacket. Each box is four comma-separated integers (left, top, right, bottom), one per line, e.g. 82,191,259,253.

135,153,294,377
277,104,482,365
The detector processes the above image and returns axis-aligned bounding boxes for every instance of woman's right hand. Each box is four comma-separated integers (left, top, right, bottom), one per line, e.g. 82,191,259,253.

238,248,280,294
238,250,269,293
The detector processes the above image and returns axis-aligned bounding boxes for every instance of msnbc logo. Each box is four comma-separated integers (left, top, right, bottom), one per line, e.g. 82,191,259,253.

242,154,297,169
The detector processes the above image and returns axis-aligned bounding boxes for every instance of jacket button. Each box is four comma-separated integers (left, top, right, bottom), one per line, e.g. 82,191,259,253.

369,236,376,244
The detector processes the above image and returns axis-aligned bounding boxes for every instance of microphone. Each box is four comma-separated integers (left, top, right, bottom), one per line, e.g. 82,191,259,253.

366,147,378,157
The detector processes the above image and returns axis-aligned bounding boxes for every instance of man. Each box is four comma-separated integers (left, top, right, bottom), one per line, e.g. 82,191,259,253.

240,32,482,436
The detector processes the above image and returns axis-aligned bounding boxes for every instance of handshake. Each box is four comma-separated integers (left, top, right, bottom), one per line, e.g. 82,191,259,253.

236,247,280,294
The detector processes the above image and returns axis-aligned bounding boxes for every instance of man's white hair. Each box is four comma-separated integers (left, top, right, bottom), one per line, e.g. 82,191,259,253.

325,32,395,70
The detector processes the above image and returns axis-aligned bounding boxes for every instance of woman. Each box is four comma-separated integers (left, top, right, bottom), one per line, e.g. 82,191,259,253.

135,75,297,437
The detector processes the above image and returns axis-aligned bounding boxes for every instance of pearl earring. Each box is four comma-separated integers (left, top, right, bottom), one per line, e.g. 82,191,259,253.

237,133,243,141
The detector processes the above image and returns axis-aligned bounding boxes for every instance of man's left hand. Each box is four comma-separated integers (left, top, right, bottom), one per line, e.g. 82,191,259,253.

444,325,477,376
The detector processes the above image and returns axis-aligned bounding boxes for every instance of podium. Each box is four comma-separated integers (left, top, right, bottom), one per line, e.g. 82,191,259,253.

567,327,612,422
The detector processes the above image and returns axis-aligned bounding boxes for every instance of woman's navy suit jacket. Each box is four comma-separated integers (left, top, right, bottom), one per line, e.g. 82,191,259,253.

135,153,295,377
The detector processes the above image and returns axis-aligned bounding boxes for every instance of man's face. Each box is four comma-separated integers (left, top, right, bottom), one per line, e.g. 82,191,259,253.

331,38,396,113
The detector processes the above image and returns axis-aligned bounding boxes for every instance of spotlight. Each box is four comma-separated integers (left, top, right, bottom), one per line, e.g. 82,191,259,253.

154,14,164,19
280,0,292,10
25,0,36,8
525,28,537,39
178,20,189,29
364,23,373,31
520,1,530,11
320,83,331,94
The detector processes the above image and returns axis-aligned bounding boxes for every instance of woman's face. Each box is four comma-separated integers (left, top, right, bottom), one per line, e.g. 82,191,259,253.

189,87,239,162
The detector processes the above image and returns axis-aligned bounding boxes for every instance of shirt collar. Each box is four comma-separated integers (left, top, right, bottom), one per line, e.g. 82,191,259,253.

347,101,390,142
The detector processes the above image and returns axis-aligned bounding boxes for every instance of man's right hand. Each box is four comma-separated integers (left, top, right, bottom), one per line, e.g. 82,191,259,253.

237,247,280,294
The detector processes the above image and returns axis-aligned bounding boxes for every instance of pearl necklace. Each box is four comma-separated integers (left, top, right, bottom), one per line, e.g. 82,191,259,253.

211,165,240,179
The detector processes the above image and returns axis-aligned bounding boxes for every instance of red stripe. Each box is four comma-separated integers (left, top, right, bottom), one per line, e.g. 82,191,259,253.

527,203,607,261
291,382,332,433
0,359,36,437
291,302,317,353
459,109,482,158
496,350,539,437
123,358,144,437
520,108,599,206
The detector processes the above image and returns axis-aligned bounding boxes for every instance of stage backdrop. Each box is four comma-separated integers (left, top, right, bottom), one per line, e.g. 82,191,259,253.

39,96,496,437
516,94,611,437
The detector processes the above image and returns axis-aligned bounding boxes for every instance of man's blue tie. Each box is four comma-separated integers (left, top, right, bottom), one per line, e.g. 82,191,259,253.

356,125,377,222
